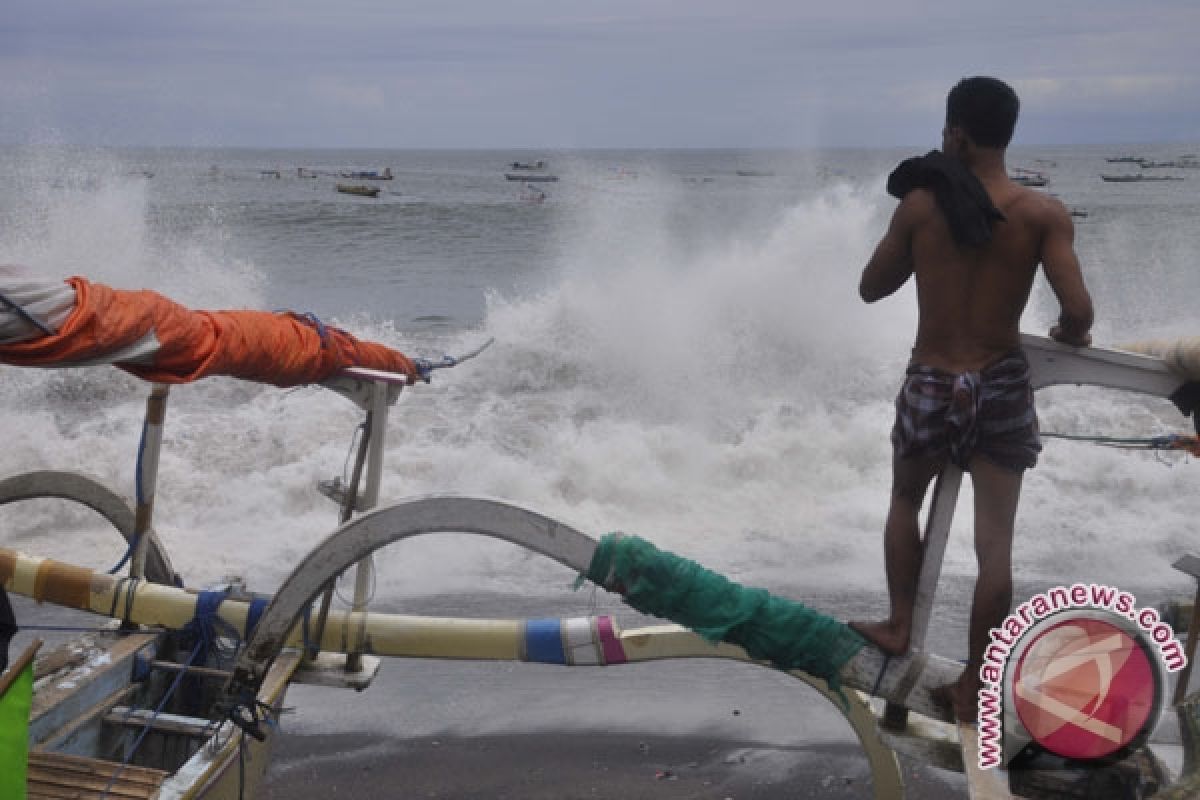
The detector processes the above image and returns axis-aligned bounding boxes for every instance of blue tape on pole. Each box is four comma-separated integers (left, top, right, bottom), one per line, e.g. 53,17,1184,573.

524,618,566,664
245,597,269,636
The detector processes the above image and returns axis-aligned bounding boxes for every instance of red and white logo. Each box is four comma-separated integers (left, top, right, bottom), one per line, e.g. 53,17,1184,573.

1011,616,1158,761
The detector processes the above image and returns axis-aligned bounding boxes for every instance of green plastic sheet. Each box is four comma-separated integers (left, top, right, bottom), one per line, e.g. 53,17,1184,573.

0,660,32,800
587,533,865,685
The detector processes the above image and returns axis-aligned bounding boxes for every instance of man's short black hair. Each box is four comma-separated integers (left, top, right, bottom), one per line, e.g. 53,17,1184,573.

946,77,1020,149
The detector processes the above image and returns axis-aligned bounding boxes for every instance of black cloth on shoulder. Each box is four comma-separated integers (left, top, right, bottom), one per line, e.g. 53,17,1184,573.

887,150,1005,248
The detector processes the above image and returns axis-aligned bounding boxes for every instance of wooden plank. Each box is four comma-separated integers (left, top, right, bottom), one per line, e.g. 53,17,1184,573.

910,467,963,651
884,466,962,727
33,644,89,681
1172,554,1200,580
30,632,158,725
26,750,167,799
1176,584,1200,705
105,706,217,738
958,722,1014,800
28,751,168,784
0,639,41,696
148,660,232,680
33,684,136,754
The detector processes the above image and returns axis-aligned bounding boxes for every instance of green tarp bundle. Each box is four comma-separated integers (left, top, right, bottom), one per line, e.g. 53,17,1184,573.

0,657,32,800
586,533,865,686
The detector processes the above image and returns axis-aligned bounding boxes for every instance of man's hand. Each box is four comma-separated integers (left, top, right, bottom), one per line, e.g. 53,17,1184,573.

1049,324,1091,347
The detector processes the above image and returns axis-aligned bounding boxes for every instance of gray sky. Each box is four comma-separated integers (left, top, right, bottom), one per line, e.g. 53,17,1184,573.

4,1,1199,149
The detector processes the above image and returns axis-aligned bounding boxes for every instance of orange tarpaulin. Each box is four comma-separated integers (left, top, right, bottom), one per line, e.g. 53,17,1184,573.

0,277,417,386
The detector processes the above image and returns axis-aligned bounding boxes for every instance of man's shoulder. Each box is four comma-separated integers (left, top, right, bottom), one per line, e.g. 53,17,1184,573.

896,187,940,220
1000,184,1071,227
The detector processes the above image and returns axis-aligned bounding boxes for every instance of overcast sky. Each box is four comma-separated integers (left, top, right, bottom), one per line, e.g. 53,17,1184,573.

4,1,1199,149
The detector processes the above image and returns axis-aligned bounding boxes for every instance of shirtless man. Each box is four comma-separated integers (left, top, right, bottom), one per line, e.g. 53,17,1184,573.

849,77,1094,722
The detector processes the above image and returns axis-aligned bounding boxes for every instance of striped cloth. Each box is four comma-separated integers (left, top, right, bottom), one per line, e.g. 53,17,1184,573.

891,350,1041,471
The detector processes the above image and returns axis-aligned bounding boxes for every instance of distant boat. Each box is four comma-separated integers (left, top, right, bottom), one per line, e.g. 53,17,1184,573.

1011,167,1048,187
336,184,381,197
1105,155,1145,163
1140,158,1200,169
1100,174,1183,183
520,184,547,204
340,168,393,180
735,170,775,177
1011,174,1047,187
508,160,547,170
505,173,558,182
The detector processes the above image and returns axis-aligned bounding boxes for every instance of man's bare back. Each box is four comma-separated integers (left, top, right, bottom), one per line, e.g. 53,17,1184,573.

861,172,1092,373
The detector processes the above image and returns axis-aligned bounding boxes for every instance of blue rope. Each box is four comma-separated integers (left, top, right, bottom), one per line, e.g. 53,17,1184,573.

301,603,317,659
245,596,269,637
291,311,331,348
107,415,151,575
106,541,136,576
102,638,208,797
187,590,243,659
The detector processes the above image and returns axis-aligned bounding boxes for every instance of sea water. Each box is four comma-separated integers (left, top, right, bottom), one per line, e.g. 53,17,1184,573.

1,144,1197,633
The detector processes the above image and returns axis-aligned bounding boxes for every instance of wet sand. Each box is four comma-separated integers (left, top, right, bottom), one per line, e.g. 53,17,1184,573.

261,731,967,799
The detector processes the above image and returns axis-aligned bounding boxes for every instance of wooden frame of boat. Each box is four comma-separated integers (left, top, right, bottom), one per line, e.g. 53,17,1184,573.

3,334,1200,798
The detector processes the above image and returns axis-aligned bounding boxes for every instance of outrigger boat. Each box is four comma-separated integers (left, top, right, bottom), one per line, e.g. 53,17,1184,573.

2,306,1200,797
335,184,381,198
504,173,558,182
1101,174,1185,183
339,168,393,181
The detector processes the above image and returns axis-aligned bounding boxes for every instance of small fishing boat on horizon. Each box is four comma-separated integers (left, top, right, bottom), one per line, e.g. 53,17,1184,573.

1011,167,1048,187
505,173,558,182
1101,173,1185,183
336,184,381,197
340,168,393,180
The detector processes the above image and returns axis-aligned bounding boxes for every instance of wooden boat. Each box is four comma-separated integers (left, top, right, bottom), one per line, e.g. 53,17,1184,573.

3,336,1199,799
504,173,557,182
339,168,393,180
1011,167,1048,187
1101,173,1184,182
336,184,381,197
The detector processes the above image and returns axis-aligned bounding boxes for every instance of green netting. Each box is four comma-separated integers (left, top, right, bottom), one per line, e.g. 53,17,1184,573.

586,533,865,685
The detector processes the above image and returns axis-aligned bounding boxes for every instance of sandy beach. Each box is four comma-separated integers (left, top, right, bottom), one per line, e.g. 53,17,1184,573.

261,731,967,799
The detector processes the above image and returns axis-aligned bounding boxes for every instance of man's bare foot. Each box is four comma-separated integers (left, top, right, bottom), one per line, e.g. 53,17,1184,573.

930,674,979,723
848,619,910,656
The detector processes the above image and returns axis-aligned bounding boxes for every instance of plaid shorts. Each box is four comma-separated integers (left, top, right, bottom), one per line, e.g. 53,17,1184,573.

891,350,1041,471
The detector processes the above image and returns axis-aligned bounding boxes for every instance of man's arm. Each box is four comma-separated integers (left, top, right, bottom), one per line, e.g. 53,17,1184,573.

1039,200,1094,346
860,196,920,303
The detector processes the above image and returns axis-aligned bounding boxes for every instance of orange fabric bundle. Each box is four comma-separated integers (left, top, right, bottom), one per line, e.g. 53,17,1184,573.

0,277,417,386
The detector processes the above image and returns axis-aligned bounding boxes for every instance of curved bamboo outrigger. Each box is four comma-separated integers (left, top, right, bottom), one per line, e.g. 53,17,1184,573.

0,469,177,586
